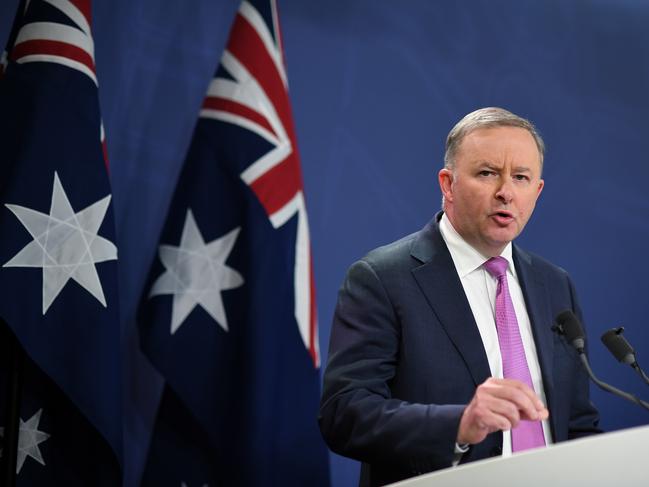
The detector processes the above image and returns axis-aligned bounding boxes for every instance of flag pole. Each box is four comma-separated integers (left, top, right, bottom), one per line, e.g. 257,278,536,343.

1,320,24,487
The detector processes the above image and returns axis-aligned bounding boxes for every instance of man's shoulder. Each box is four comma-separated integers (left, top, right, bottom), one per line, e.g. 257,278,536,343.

514,245,571,279
364,231,419,263
356,220,440,275
339,230,426,291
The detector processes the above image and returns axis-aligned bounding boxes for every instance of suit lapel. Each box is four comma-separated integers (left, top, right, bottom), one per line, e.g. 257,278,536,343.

410,218,491,387
409,216,558,427
513,246,557,435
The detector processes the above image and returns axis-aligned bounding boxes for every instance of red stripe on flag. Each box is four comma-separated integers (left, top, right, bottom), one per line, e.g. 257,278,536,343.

10,40,95,74
248,151,301,217
273,0,286,74
227,15,293,142
203,97,277,138
69,0,92,25
227,12,306,211
102,138,110,173
309,256,318,366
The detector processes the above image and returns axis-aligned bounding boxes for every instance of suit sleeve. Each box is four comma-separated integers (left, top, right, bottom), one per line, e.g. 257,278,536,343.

318,259,465,473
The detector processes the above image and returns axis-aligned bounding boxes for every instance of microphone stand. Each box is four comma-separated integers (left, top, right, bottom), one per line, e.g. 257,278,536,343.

634,365,649,386
577,354,649,412
554,311,649,413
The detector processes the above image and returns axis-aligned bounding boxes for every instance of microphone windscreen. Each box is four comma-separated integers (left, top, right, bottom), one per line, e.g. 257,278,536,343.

556,310,585,345
601,328,635,364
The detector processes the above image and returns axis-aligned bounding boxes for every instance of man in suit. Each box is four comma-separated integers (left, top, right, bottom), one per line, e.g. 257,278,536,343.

318,107,600,486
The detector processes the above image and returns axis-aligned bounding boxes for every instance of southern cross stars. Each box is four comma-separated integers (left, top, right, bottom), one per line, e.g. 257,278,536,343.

3,172,117,314
149,209,244,334
0,409,51,474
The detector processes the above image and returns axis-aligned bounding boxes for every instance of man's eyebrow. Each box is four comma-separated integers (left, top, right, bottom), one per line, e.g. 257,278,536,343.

474,160,498,168
473,162,534,173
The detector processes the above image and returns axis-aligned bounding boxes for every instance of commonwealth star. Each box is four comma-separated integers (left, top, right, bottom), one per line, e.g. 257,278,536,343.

149,209,244,334
0,409,51,474
3,172,117,314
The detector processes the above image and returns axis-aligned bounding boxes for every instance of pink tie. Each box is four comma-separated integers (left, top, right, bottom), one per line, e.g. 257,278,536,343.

484,257,546,452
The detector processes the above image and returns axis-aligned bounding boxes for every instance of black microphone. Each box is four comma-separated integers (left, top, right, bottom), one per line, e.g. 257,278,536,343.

601,327,649,386
554,310,649,412
555,310,585,351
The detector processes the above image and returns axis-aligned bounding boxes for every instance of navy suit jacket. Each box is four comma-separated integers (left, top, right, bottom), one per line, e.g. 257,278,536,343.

319,214,600,486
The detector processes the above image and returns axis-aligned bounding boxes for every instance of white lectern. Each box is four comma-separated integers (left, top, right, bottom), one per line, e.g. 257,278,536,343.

389,425,649,487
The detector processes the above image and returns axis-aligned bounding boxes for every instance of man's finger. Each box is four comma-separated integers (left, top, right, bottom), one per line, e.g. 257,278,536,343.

481,378,546,420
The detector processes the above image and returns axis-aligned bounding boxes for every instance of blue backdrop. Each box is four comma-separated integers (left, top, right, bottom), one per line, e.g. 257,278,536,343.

2,1,648,486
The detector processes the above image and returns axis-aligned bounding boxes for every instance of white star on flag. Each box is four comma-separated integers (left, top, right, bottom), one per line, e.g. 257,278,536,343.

0,409,51,474
149,208,244,334
3,171,118,314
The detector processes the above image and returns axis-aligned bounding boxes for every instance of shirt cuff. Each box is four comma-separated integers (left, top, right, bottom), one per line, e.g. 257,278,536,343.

455,442,470,454
452,442,470,467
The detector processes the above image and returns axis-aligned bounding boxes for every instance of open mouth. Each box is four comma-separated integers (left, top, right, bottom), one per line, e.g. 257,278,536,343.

492,211,514,224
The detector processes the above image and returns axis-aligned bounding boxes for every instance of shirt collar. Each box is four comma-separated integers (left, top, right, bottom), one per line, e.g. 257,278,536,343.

439,213,515,278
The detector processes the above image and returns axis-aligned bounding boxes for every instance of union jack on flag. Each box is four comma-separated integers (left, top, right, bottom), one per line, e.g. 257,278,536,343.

201,0,319,365
0,0,121,485
139,0,329,486
1,0,108,158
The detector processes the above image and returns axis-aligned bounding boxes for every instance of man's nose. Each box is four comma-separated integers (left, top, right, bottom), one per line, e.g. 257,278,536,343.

495,178,513,203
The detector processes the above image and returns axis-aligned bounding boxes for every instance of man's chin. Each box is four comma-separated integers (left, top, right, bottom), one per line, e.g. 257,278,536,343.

484,230,519,252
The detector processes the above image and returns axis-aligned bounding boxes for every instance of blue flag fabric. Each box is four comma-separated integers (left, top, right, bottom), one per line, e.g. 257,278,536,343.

0,328,121,485
0,0,121,483
139,0,330,485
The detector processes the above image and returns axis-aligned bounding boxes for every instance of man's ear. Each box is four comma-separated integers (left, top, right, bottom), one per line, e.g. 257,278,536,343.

438,168,453,202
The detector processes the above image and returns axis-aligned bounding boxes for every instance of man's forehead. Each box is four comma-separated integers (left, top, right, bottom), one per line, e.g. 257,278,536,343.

457,127,541,166
461,125,537,145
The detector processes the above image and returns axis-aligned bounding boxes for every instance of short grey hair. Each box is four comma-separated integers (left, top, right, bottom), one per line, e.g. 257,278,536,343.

444,107,545,172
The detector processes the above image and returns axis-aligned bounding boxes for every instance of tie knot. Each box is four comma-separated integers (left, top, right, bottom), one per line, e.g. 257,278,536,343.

484,256,508,278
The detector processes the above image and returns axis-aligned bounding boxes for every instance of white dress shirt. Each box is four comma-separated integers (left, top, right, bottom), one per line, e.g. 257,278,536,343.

439,213,552,456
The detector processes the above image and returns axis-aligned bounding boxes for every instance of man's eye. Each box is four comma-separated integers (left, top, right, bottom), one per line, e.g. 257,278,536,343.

478,170,494,177
514,174,530,181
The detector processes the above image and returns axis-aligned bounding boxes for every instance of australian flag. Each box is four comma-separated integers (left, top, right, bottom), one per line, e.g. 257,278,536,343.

0,0,121,485
138,0,329,485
